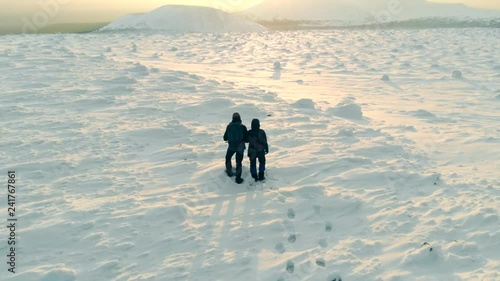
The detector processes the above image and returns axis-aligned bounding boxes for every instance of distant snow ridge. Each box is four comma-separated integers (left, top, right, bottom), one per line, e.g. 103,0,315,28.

245,0,500,22
100,5,266,33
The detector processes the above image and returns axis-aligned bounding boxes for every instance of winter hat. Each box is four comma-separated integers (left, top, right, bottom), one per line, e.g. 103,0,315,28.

251,119,260,130
232,112,242,122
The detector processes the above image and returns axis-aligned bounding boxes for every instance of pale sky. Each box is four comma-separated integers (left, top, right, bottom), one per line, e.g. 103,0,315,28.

0,0,499,30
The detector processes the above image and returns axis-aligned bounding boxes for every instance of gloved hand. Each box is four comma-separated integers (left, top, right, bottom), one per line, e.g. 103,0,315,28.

264,148,269,154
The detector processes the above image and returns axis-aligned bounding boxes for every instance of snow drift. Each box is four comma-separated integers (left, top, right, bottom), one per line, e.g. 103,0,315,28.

100,5,266,33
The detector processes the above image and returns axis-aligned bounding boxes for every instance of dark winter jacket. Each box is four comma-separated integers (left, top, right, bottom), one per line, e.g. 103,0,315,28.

247,119,268,153
223,116,248,152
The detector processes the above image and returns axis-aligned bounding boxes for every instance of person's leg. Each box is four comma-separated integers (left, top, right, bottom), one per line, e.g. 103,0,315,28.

225,149,235,177
248,149,258,181
250,157,258,181
258,152,266,181
235,151,244,183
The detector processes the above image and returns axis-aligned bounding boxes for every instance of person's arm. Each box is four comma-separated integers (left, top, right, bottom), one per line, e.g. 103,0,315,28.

223,125,229,141
262,130,269,153
243,125,249,143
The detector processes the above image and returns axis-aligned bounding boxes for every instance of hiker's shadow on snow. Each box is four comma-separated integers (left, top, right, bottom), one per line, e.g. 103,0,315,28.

211,173,264,279
386,80,403,91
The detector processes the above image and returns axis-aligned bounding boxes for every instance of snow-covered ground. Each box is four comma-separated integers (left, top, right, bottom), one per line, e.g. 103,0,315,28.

100,5,266,33
0,28,499,281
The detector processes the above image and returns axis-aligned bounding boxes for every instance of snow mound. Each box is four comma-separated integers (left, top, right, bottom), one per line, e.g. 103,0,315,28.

328,99,364,120
100,5,266,33
41,267,77,281
412,109,437,118
452,70,463,79
9,264,76,281
292,98,315,109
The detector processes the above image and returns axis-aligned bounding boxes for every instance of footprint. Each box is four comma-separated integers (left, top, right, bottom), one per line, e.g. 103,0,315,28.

316,258,326,267
325,221,333,232
286,260,294,274
275,242,286,254
287,208,295,219
288,234,296,243
319,239,328,248
328,274,342,281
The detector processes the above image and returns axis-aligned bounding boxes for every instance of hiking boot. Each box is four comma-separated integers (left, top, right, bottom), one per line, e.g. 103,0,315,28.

258,172,265,181
235,177,244,184
251,173,258,181
226,170,233,177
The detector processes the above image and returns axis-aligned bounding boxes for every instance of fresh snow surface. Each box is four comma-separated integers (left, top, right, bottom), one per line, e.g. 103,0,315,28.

100,5,266,33
0,28,499,281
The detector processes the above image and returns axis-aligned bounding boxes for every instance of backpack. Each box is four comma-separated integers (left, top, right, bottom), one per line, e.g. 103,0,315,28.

248,130,266,151
227,122,243,145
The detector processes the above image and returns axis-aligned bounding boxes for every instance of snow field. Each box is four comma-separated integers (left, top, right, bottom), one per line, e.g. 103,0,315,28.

0,28,498,281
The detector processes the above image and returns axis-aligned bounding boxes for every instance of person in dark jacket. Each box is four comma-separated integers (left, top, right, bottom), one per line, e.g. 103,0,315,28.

247,118,269,181
223,112,248,184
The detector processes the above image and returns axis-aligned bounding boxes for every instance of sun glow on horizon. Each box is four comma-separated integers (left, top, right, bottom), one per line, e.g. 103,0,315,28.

1,0,499,34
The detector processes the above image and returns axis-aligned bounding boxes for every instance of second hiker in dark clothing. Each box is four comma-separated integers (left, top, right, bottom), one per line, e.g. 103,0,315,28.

247,118,269,181
223,112,248,184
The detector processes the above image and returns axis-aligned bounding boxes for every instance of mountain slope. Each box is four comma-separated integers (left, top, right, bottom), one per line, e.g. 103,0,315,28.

101,5,266,33
244,0,500,22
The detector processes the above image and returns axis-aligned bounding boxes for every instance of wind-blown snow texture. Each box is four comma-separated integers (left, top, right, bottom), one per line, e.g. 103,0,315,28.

0,28,499,281
101,5,266,33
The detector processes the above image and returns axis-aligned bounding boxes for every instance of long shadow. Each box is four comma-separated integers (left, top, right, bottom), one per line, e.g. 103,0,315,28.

188,169,265,279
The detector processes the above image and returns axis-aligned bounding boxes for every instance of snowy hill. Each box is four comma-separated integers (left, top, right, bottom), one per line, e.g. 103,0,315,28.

245,0,500,22
100,5,266,33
